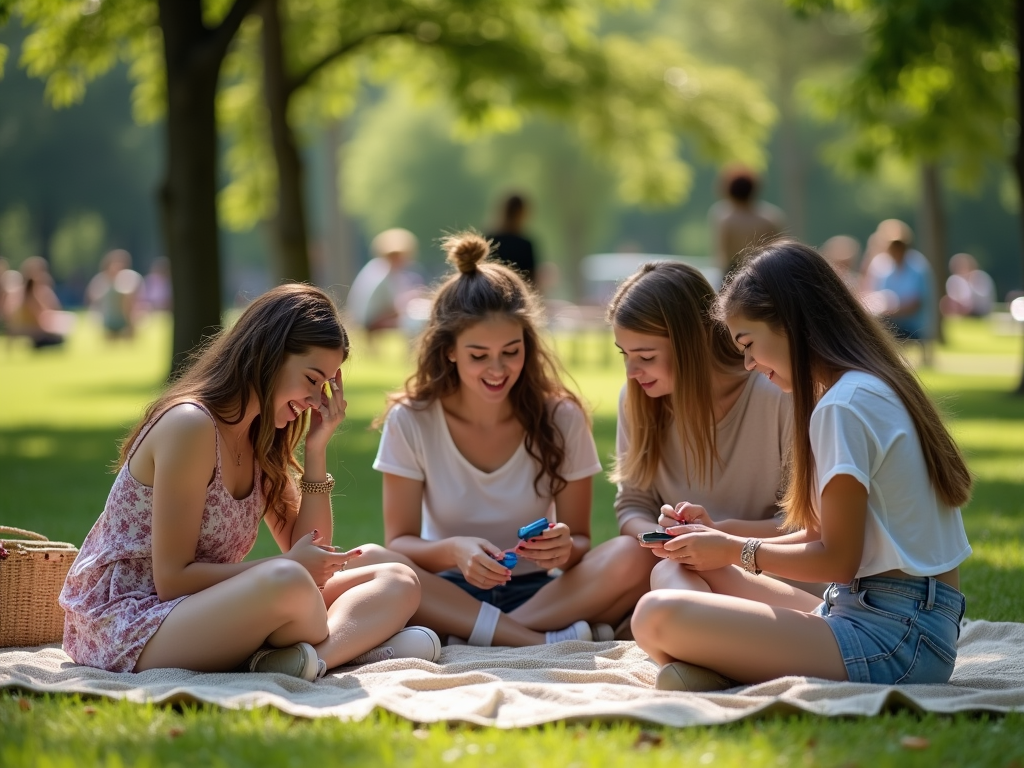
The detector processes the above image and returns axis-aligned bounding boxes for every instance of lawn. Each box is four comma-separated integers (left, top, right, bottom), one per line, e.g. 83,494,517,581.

1,312,1023,766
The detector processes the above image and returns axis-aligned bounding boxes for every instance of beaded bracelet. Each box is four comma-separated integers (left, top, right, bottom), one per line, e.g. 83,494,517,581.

299,473,335,495
740,537,762,575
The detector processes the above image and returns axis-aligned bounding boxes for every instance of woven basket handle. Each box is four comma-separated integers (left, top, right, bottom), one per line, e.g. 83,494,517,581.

0,526,49,542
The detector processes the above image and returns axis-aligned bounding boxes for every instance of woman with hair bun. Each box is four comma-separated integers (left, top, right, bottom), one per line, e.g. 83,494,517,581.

354,231,648,647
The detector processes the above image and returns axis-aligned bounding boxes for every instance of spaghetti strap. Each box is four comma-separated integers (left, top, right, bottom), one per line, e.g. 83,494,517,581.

124,401,222,474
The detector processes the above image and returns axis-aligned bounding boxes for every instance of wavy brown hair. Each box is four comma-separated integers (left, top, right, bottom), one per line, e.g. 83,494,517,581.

714,239,971,532
118,284,349,529
607,261,745,490
376,231,584,496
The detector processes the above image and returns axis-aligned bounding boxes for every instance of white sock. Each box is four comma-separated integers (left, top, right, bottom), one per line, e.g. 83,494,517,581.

467,602,501,647
545,620,592,644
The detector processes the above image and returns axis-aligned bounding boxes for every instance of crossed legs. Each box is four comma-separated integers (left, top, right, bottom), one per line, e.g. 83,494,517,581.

633,559,848,683
351,535,654,646
135,559,420,672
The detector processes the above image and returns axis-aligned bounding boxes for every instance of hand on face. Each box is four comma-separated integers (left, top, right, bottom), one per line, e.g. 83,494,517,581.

515,521,572,571
306,368,346,450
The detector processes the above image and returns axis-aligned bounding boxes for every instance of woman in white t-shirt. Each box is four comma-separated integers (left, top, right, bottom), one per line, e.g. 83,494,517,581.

357,231,648,647
631,240,971,691
608,261,795,602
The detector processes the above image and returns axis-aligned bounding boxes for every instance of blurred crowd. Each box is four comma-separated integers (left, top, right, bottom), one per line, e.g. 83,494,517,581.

0,250,171,349
0,171,1008,358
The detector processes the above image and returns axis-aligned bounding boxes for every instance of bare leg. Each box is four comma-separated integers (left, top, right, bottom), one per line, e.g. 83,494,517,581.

650,559,823,612
135,560,328,672
349,545,546,646
509,536,654,629
631,589,848,683
316,562,421,668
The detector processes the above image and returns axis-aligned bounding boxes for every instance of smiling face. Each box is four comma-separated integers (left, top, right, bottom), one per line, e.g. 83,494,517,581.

612,325,675,398
449,315,525,405
726,314,792,393
273,346,347,428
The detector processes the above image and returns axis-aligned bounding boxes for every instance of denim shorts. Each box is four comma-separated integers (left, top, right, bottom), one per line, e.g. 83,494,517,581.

814,575,966,685
439,570,555,612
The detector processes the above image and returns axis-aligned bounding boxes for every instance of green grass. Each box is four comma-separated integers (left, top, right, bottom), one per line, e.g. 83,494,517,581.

1,313,1023,766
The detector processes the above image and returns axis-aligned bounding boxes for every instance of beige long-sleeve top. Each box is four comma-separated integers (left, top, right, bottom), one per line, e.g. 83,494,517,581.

614,373,793,530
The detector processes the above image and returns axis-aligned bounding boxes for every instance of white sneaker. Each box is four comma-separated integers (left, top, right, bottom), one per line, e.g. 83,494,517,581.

544,621,615,644
247,642,326,681
346,626,442,665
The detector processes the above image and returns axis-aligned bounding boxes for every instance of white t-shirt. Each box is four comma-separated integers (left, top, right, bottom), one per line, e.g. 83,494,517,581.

373,399,602,575
810,370,971,578
346,258,395,328
614,372,793,529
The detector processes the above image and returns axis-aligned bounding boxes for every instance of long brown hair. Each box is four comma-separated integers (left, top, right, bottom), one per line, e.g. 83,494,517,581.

376,231,584,496
118,284,350,528
607,261,745,489
714,240,971,531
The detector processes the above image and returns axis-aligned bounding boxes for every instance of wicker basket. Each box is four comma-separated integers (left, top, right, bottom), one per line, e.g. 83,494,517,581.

0,526,79,647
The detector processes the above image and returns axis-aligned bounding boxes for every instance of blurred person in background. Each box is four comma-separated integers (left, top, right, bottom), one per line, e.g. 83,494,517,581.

485,193,538,286
345,227,424,348
0,257,18,335
708,165,786,276
11,256,72,349
141,256,173,312
862,220,935,364
820,235,862,293
87,249,143,339
940,252,995,318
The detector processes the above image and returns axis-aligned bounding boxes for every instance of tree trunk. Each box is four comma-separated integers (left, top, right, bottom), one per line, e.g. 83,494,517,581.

261,0,312,283
1015,0,1024,395
918,162,947,345
322,119,358,304
158,0,228,375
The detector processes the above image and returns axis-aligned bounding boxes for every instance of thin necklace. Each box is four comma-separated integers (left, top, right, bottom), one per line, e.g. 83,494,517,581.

217,423,244,466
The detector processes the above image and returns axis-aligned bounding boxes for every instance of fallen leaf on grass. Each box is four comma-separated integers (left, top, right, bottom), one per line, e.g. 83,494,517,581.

900,736,930,750
17,698,31,711
633,731,664,749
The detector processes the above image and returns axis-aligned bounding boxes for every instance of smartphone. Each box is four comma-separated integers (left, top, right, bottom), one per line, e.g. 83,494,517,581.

517,517,550,540
637,531,674,543
497,551,518,569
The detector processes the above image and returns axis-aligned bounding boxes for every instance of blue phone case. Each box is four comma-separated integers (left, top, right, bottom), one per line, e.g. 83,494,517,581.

499,551,518,569
517,517,549,540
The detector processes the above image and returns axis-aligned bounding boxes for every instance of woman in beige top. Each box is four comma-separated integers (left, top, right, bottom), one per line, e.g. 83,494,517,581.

609,261,793,597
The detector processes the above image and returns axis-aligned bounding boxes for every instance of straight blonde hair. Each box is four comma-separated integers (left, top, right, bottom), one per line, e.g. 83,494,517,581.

607,261,745,490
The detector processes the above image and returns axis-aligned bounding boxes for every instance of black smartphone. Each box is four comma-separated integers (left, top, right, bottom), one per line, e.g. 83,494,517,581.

637,531,674,543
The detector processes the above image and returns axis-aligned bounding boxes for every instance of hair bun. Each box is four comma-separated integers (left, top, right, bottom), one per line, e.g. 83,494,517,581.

443,232,491,274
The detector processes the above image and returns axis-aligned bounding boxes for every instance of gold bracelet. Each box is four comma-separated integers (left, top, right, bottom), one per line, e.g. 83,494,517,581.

299,473,335,495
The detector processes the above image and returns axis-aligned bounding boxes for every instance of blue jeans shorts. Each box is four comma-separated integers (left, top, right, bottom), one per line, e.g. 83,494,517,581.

814,575,966,685
439,570,555,613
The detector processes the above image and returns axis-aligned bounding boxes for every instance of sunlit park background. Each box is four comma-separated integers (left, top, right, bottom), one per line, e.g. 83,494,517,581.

3,0,1024,764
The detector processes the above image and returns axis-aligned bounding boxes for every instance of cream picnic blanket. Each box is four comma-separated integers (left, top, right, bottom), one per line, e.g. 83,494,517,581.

2,619,1022,726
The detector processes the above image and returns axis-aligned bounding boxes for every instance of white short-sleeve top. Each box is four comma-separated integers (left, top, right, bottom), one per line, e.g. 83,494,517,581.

373,398,602,574
810,370,971,578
